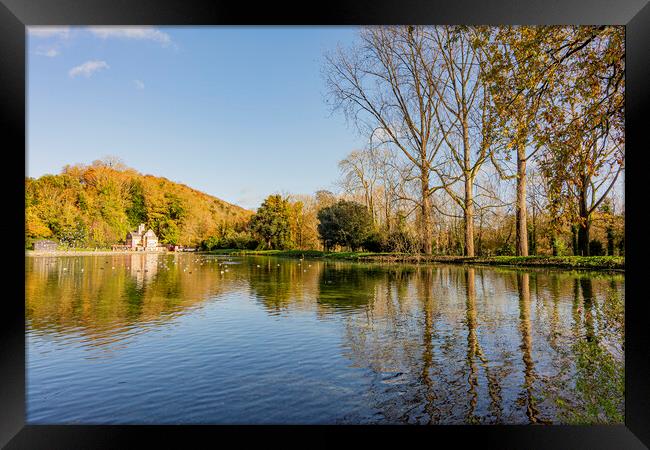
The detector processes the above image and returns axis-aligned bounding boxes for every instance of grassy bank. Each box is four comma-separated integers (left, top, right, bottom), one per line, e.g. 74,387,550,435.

200,249,624,270
201,249,386,259
361,254,625,270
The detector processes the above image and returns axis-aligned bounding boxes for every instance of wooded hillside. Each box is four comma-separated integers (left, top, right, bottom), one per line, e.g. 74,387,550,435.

25,158,253,248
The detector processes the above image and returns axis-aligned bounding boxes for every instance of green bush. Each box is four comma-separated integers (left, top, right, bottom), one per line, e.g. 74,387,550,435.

317,200,374,251
362,231,385,252
495,242,515,256
552,237,568,256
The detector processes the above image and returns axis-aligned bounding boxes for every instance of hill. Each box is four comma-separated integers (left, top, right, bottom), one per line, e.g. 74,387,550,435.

25,160,253,248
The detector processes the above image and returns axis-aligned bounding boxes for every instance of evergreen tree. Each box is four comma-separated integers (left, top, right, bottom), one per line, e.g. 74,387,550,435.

317,200,374,251
249,194,292,250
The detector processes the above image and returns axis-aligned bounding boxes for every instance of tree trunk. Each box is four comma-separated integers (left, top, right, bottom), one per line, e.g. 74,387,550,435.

577,220,590,256
577,186,590,256
515,145,528,256
477,213,484,257
550,232,558,256
606,226,615,256
464,174,475,257
421,170,432,255
580,278,595,342
530,203,536,255
384,196,391,233
462,116,475,257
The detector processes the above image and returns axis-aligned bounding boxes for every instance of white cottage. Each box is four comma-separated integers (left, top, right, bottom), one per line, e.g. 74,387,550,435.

126,223,158,250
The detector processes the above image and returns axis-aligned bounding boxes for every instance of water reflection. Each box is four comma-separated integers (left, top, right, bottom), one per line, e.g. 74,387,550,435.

26,254,624,424
517,272,548,424
26,254,242,345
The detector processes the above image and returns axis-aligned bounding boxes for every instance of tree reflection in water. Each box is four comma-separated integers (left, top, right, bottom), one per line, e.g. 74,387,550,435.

27,255,624,424
517,272,550,424
339,264,623,424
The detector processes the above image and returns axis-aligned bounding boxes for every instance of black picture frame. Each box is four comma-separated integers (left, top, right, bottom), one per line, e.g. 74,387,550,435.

1,1,648,448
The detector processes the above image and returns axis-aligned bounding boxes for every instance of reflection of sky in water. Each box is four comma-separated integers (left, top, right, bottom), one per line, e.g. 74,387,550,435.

26,254,624,424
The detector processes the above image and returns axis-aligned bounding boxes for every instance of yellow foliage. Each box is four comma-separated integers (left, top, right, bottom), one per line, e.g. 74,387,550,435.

26,162,253,247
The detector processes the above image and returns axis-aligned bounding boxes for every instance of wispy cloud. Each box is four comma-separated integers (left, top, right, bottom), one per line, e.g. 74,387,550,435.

133,79,145,90
69,60,110,78
87,27,172,46
35,47,60,57
27,26,71,39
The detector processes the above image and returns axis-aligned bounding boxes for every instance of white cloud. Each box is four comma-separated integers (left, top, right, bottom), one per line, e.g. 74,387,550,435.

87,27,172,46
35,47,60,57
133,79,145,90
69,60,109,78
28,27,71,38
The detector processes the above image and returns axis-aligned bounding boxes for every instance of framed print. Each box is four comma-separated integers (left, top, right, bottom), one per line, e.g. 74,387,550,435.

1,0,649,448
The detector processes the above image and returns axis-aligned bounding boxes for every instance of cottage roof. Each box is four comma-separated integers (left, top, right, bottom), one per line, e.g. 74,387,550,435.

144,230,157,237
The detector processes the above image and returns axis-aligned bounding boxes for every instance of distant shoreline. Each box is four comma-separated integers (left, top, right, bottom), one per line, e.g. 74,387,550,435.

200,249,625,271
26,250,172,257
25,249,625,271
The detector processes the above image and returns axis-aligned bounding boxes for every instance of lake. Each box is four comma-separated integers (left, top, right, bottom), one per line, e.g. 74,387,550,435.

25,253,624,424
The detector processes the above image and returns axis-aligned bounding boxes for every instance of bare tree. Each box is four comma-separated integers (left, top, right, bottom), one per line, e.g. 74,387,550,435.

92,155,127,171
324,26,451,254
424,27,497,256
338,149,378,222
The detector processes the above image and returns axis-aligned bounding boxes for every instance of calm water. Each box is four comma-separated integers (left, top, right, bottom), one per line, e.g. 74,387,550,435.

26,254,624,424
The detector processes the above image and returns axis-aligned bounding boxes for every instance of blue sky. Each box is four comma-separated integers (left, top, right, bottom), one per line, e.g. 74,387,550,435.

27,26,364,210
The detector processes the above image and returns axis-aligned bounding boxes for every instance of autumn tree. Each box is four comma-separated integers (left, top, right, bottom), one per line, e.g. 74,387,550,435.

25,162,252,248
477,27,561,256
536,26,624,256
287,194,322,250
